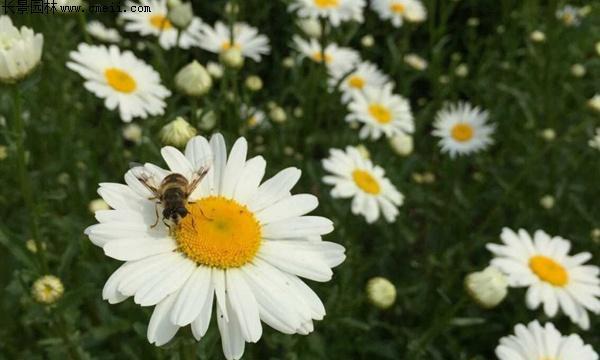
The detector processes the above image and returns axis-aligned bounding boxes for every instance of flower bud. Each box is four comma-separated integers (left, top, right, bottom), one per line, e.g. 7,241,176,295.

0,16,44,84
269,106,287,123
570,63,586,78
530,30,546,43
175,61,212,97
366,277,396,309
206,62,224,79
403,53,427,71
389,133,413,156
588,94,600,113
361,35,374,48
297,18,322,38
89,198,110,213
464,266,508,309
220,47,244,69
539,195,555,209
282,57,295,68
540,128,556,141
245,75,263,91
356,144,370,159
122,123,143,144
32,275,64,304
198,110,217,131
160,117,197,147
224,2,239,15
455,63,469,77
167,1,193,29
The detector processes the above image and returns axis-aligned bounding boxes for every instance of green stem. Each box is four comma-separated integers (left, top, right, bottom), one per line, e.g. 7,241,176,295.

78,11,91,43
56,313,83,360
408,297,468,358
12,86,47,273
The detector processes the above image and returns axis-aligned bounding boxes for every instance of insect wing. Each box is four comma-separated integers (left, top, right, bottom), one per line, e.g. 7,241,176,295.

186,166,210,196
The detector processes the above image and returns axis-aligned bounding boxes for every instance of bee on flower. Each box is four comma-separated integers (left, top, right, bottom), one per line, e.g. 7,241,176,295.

85,134,345,360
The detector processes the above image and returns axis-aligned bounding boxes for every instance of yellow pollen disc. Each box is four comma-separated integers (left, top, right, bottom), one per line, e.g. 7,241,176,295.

348,75,365,89
352,170,381,195
104,68,137,93
149,14,173,30
390,3,406,14
451,123,474,142
314,0,339,8
221,41,241,51
311,51,332,64
529,255,568,286
175,196,261,269
368,103,392,124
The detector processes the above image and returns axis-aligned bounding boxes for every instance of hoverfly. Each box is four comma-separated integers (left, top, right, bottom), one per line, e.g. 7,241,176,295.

131,164,210,228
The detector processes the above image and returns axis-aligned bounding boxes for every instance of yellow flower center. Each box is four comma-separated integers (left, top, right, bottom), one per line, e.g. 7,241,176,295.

368,103,392,124
390,3,406,14
175,196,261,269
352,170,381,195
314,0,339,8
348,75,365,89
149,14,173,30
104,68,137,93
221,41,241,51
529,255,569,287
311,51,332,64
450,123,474,142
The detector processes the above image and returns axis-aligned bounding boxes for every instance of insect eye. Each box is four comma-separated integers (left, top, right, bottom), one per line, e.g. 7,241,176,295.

178,207,188,216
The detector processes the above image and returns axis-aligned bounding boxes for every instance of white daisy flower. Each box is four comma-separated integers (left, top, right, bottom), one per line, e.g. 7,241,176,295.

432,102,495,158
329,61,391,103
487,228,600,329
194,21,270,62
67,43,171,122
556,4,581,26
346,84,414,140
293,36,359,75
0,15,44,84
85,134,345,360
86,20,122,43
371,0,427,27
119,0,203,50
496,320,598,360
288,0,366,26
241,105,267,129
322,146,403,223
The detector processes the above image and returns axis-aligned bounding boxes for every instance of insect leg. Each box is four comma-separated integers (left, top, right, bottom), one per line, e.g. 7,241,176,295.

150,203,160,228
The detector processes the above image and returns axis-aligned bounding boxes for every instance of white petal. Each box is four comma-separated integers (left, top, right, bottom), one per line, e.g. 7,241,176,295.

217,298,245,360
262,216,334,239
161,146,194,178
147,292,180,346
226,269,262,342
247,167,301,212
221,138,248,198
256,194,319,224
170,266,213,326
